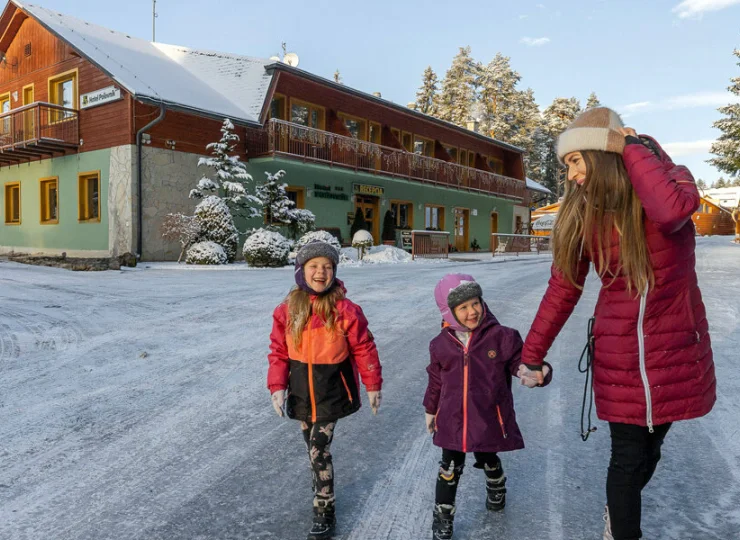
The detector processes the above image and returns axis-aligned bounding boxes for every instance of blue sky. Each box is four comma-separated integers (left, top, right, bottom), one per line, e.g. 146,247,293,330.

35,0,740,182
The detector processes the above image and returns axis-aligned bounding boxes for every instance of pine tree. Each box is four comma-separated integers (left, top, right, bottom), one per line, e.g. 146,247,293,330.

477,53,521,140
190,118,261,220
586,92,601,109
255,170,294,225
437,46,479,127
716,177,728,188
350,207,368,238
541,97,582,197
415,66,440,115
733,176,740,187
696,178,707,190
709,49,740,177
334,69,343,84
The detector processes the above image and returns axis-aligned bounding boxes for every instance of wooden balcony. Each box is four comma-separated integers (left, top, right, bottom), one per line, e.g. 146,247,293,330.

245,119,526,202
0,102,79,166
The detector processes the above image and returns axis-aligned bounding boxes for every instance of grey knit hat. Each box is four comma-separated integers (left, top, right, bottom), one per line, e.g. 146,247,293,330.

296,240,339,267
446,280,483,310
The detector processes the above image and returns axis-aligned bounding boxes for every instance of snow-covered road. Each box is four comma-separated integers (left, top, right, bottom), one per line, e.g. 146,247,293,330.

1,237,737,540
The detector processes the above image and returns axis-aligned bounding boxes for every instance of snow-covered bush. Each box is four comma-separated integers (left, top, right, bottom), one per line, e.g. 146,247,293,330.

288,209,316,239
185,241,227,265
194,195,239,263
243,229,290,267
296,230,341,252
352,229,373,260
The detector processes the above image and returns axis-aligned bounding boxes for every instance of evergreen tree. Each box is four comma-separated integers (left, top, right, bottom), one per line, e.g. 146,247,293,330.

696,178,707,190
733,176,740,187
255,170,294,225
350,207,368,238
716,177,728,188
541,97,582,197
477,53,521,140
586,92,602,109
189,118,261,220
334,69,343,84
438,46,478,127
415,66,440,115
709,49,740,177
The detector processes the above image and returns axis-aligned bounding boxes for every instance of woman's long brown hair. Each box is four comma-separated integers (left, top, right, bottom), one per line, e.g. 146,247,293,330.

286,285,345,348
552,150,653,295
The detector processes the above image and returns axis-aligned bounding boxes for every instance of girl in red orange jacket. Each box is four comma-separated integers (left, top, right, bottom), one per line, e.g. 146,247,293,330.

267,240,382,540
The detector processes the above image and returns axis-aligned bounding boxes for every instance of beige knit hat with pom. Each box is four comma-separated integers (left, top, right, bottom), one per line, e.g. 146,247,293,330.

557,107,625,162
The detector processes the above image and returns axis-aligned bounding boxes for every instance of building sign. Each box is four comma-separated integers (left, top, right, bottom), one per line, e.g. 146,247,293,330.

314,190,349,201
353,184,384,197
80,86,122,109
401,231,412,250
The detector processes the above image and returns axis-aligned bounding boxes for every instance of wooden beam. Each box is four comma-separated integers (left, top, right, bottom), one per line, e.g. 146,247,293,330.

0,9,28,54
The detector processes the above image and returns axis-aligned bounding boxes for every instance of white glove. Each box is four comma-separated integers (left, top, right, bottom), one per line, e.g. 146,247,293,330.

271,389,286,417
367,390,381,415
517,364,551,388
425,412,437,433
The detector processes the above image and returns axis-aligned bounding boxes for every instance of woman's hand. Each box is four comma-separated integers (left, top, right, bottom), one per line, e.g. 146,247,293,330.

618,127,638,138
425,412,437,433
518,364,551,388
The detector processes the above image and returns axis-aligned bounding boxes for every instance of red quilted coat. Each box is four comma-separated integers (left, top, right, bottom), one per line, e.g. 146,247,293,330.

522,137,716,429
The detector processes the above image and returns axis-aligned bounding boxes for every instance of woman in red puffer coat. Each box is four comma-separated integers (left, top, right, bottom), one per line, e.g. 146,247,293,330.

521,107,716,540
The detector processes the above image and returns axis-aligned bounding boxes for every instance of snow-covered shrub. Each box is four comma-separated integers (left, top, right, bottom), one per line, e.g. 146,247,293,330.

194,195,239,263
243,229,290,267
186,241,227,265
296,230,341,252
288,209,316,239
352,229,373,260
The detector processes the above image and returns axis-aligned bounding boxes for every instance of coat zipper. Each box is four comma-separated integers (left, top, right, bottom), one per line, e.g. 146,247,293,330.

307,320,317,423
637,286,654,433
340,372,353,404
446,332,475,453
496,405,508,439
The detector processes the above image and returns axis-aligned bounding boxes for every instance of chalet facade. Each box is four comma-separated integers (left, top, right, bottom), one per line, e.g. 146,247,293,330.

0,1,527,260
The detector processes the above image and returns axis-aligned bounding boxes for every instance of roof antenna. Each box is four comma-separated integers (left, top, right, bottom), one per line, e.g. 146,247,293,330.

152,0,158,42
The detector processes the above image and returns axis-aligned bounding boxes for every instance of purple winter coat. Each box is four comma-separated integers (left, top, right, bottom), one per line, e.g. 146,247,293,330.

423,307,552,453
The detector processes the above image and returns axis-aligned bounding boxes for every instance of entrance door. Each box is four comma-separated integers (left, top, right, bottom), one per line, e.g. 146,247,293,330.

355,195,380,244
22,85,35,141
454,208,469,252
491,212,499,252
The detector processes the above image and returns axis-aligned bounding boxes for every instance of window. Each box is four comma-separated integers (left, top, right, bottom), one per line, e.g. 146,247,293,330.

290,99,324,130
413,136,434,157
0,92,10,137
401,132,413,152
78,171,100,222
467,151,476,168
269,94,286,120
444,145,458,162
48,69,78,121
286,186,306,209
425,204,445,230
4,182,20,224
40,177,58,224
459,149,469,167
390,128,401,145
369,122,382,145
390,200,413,228
338,113,367,141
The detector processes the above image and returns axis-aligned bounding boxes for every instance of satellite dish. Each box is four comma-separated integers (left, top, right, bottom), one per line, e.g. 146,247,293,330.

283,52,300,67
269,55,281,62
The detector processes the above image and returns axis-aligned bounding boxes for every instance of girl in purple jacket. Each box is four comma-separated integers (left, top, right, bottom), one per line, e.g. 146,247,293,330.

423,273,551,540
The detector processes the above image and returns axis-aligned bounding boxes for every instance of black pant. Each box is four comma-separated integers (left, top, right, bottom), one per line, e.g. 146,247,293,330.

436,449,501,506
606,422,672,540
301,421,336,505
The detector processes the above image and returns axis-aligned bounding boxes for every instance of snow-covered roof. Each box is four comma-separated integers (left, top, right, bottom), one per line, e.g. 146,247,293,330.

526,177,552,194
15,2,272,125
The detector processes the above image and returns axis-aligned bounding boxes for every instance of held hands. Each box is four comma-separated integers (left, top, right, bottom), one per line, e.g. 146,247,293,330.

271,389,286,417
425,412,437,434
517,364,551,388
367,390,382,415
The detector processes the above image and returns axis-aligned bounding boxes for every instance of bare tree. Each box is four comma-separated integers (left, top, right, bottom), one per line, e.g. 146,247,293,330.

161,213,201,263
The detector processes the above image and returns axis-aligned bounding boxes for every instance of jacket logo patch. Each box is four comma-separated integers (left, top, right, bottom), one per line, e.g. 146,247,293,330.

488,350,497,359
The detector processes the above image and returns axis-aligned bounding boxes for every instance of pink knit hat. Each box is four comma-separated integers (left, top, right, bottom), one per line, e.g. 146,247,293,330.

557,107,625,162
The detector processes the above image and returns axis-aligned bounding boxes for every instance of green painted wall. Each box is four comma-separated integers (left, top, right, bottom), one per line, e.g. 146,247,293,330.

0,149,111,253
246,157,518,251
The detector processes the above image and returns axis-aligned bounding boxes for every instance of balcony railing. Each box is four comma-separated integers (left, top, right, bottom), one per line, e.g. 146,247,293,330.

245,119,525,201
0,102,79,165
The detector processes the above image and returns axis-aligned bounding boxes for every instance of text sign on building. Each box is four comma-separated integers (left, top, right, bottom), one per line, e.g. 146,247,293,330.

353,184,384,197
80,86,122,109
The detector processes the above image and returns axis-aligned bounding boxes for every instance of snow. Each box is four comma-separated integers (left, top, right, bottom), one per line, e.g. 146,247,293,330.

185,241,227,265
340,245,412,265
0,236,737,539
17,3,272,124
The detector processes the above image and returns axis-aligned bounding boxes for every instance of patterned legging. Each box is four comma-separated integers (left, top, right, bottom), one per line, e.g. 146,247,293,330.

301,421,336,505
